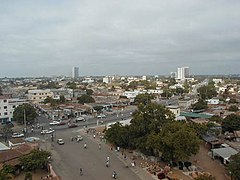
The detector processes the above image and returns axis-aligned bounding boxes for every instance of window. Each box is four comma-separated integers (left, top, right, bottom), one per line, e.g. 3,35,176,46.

34,93,37,95
4,106,7,109
13,105,16,108
3,99,7,102
4,112,7,115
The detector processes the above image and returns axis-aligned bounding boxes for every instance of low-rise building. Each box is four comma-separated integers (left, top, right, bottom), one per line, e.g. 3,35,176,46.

28,89,53,104
0,95,27,123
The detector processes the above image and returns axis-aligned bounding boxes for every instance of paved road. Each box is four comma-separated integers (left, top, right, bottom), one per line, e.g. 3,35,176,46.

46,128,143,180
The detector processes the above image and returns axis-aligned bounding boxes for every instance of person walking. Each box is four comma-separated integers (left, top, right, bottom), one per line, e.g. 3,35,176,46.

84,143,87,149
98,143,101,150
80,168,83,176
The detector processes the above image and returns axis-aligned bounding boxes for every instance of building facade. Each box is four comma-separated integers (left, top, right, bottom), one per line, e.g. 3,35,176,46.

0,95,27,123
72,67,79,79
27,89,53,104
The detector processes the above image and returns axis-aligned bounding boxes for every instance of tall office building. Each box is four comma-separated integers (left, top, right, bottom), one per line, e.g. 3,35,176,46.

72,67,79,79
177,66,189,80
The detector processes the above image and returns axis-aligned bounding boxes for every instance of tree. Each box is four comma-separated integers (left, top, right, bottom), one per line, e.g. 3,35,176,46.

209,115,223,124
13,103,37,124
227,153,240,180
134,93,154,106
128,103,175,154
158,122,200,161
229,105,238,112
66,82,77,89
20,150,51,172
192,99,208,110
0,86,2,95
1,124,13,142
0,164,15,179
86,89,93,95
194,174,216,180
197,84,217,100
229,98,238,104
24,172,32,180
93,105,104,112
222,114,240,132
77,95,95,104
59,95,66,104
105,122,130,148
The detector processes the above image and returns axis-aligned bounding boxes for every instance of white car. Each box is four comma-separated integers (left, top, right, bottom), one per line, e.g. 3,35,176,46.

12,133,24,138
97,114,106,118
49,121,59,126
75,117,85,122
41,128,55,135
57,139,64,145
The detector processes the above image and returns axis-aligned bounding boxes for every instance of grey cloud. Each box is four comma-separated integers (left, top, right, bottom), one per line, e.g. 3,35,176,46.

1,0,240,77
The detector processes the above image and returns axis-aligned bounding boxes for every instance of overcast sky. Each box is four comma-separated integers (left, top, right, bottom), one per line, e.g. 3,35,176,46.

0,0,240,77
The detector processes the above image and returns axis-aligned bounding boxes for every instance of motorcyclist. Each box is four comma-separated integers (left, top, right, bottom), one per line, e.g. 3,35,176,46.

112,171,117,179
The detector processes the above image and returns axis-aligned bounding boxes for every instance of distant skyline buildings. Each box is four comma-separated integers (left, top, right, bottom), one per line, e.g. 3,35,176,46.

176,66,190,80
72,67,79,80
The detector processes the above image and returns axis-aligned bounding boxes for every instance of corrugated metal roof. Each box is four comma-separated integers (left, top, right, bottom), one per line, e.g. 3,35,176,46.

180,112,213,119
212,147,238,159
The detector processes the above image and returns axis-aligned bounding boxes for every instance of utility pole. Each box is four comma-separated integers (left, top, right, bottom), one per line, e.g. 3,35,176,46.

24,109,27,136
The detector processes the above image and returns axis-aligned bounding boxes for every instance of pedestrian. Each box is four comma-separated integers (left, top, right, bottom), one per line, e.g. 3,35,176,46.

84,143,87,149
93,134,96,139
117,146,120,152
98,143,101,150
107,156,110,161
80,168,83,176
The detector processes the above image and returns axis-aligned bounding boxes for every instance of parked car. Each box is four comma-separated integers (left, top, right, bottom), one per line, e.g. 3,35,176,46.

41,128,55,135
49,121,59,126
68,123,78,128
12,132,24,138
57,121,66,126
57,139,65,145
75,117,86,122
97,114,106,118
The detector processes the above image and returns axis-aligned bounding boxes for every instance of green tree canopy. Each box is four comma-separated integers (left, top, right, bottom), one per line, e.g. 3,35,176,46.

158,122,200,161
77,94,95,104
66,81,77,89
93,105,103,112
197,84,217,100
13,103,37,124
194,174,216,180
86,89,93,95
128,103,175,154
105,122,130,148
0,86,2,95
192,99,208,110
229,105,239,112
37,81,60,89
134,93,154,106
227,153,240,180
222,114,240,132
0,164,15,178
20,150,51,172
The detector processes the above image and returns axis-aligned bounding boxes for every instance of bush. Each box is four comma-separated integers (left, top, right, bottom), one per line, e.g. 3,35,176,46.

24,172,32,180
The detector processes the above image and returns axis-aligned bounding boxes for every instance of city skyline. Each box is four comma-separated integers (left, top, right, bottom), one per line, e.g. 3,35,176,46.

1,1,240,77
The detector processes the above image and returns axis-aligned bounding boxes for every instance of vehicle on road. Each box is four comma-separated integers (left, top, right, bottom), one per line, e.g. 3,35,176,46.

75,117,86,122
57,121,66,126
41,128,55,135
97,114,106,118
75,135,83,141
12,132,24,138
49,121,59,126
57,139,65,145
68,123,78,128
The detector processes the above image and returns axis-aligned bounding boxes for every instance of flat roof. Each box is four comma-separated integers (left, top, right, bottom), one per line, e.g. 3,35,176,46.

0,142,10,151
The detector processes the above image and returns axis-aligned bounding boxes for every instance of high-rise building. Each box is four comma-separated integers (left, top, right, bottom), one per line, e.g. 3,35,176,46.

177,66,189,80
72,67,79,79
